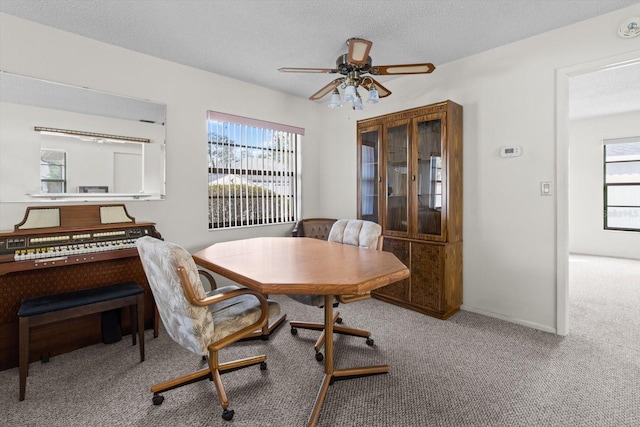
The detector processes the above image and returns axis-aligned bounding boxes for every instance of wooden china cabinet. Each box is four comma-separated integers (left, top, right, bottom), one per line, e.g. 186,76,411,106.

357,100,462,319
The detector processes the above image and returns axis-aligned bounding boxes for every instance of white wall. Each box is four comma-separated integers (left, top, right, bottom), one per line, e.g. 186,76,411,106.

312,4,640,332
0,13,323,252
569,111,640,259
1,5,639,334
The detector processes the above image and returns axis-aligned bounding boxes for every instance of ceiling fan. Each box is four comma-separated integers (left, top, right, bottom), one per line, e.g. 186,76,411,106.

278,38,435,109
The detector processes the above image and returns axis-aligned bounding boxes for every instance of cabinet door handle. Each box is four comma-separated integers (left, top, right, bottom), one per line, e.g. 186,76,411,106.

412,175,416,181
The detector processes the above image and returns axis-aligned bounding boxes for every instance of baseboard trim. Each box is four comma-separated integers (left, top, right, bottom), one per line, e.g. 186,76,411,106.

460,305,557,335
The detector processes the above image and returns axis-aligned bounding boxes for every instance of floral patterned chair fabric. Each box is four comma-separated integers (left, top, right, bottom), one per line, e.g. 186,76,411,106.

135,236,278,421
329,218,382,249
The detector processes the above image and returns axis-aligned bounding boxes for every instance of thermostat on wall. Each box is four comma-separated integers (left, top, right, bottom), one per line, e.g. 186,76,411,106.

500,146,522,158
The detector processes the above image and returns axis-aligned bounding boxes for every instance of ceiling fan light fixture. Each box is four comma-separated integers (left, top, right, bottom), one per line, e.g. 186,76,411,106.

343,84,357,102
328,89,343,109
367,84,380,104
353,93,364,110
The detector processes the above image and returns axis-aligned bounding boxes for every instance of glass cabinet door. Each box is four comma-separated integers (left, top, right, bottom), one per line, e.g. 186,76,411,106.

385,120,410,234
358,127,380,223
415,114,444,239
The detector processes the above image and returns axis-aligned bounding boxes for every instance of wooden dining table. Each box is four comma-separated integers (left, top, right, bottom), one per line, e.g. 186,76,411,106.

193,236,410,427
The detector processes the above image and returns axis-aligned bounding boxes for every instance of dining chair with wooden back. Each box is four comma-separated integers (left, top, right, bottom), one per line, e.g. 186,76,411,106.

288,219,382,361
135,236,281,421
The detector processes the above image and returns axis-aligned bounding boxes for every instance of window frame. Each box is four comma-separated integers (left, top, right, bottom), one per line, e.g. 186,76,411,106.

207,111,303,230
603,137,640,232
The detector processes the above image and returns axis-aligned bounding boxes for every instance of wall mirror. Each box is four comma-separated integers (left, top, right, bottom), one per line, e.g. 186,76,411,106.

0,71,166,202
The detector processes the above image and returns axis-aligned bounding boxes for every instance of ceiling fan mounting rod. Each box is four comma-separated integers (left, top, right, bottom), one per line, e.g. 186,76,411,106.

336,54,372,75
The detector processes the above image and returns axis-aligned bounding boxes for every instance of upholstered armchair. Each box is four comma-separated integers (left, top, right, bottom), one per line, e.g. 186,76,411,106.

196,269,286,339
135,236,281,421
290,218,337,239
288,219,382,361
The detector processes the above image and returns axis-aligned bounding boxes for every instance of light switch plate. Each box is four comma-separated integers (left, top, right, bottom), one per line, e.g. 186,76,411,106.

541,181,552,196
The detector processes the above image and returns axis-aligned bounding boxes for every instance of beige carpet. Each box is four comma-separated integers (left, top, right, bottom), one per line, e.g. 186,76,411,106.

569,254,640,351
1,256,638,426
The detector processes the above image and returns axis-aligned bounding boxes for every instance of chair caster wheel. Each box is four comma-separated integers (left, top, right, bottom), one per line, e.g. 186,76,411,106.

290,327,298,335
336,317,343,324
260,334,269,341
315,352,324,362
260,361,267,370
366,338,374,346
222,408,234,421
152,395,164,405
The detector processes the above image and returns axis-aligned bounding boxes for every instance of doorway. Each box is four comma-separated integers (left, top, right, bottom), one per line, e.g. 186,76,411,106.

114,152,142,193
556,52,640,336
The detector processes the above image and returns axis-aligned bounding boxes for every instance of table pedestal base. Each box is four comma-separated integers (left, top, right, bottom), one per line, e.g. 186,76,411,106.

246,313,287,340
306,296,389,427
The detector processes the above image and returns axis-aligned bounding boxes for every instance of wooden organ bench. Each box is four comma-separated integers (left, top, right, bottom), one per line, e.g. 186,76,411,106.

17,281,145,401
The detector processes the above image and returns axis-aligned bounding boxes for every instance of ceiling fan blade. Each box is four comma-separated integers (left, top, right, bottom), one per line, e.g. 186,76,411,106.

370,63,436,75
361,78,392,98
309,79,343,100
278,67,336,73
347,38,373,66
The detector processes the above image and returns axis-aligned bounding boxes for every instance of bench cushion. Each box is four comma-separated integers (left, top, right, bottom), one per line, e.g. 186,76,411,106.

18,282,143,317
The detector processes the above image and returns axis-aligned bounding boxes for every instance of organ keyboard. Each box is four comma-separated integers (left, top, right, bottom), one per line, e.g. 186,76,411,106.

0,204,159,275
0,204,160,370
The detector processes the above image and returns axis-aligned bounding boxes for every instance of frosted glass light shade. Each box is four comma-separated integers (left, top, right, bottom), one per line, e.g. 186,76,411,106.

328,91,343,109
353,95,364,110
367,88,380,104
343,85,357,102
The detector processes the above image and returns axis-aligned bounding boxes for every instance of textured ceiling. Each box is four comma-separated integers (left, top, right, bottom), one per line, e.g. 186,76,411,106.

1,0,639,117
569,61,640,120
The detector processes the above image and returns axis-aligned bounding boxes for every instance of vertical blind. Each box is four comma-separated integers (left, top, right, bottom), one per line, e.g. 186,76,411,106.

207,111,303,229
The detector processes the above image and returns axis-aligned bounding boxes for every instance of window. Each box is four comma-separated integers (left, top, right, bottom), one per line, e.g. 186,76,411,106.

207,111,302,229
40,149,66,193
361,143,376,216
429,155,442,209
603,137,640,231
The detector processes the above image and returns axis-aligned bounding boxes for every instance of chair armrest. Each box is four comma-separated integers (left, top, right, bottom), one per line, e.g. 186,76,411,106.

291,220,303,237
198,269,218,290
178,266,268,309
177,266,270,349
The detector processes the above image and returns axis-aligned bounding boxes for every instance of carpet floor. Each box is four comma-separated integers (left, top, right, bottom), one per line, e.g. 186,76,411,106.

1,255,638,426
